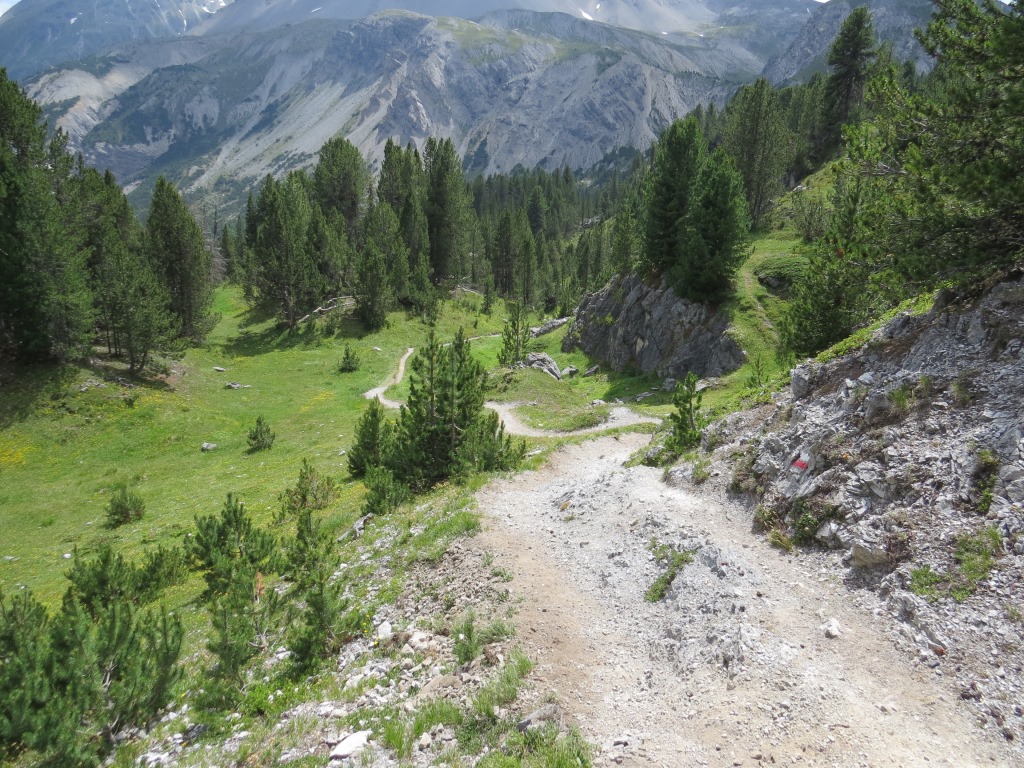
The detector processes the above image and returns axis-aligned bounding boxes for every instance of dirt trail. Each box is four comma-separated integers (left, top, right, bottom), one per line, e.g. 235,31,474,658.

474,435,1013,768
363,348,414,409
362,347,658,437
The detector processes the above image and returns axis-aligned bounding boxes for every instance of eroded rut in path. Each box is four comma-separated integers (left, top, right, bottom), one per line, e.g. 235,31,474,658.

474,434,1012,768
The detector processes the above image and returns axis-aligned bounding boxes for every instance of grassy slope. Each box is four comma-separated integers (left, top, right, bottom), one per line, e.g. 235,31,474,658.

0,289,508,606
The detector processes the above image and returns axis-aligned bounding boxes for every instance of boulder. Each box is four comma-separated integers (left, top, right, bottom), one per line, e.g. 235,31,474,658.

330,730,371,760
790,364,820,399
849,539,890,568
201,442,217,452
524,352,561,380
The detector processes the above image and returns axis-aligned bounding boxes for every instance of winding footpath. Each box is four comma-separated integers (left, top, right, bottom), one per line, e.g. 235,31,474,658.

362,346,659,437
363,346,1016,765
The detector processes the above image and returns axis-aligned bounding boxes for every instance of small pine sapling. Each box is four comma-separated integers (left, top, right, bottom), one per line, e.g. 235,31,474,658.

247,415,276,452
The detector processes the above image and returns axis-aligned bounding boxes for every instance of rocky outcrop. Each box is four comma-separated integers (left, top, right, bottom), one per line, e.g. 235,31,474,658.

705,273,1024,741
562,273,745,379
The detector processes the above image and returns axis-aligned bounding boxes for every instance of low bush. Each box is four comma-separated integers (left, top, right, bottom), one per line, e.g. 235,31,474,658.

105,484,145,527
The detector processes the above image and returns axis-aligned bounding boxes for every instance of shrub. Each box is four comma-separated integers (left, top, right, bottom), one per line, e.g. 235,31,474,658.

134,545,189,602
337,344,360,373
105,485,145,527
644,539,694,602
972,448,1000,517
186,494,278,599
247,415,275,452
668,372,707,451
279,458,338,522
362,466,410,516
789,497,840,546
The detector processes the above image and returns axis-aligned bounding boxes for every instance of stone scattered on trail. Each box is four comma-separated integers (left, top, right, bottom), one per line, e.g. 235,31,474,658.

329,730,371,760
523,352,561,380
213,366,226,372
822,618,842,639
201,442,217,452
517,703,562,732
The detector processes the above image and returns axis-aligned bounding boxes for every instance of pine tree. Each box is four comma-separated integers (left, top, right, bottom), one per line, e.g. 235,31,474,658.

354,241,394,331
643,116,708,275
669,149,750,302
825,7,876,142
347,397,394,477
186,494,278,599
498,301,532,367
146,177,213,340
0,72,93,362
424,137,468,283
725,78,790,231
312,136,368,231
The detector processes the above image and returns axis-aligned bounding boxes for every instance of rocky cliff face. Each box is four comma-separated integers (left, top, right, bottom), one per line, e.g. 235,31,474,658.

695,272,1024,741
562,272,745,378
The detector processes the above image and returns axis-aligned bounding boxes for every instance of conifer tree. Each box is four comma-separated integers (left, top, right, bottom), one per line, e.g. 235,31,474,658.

146,177,212,340
0,71,93,362
670,149,750,302
312,136,368,230
251,172,326,325
825,7,876,141
348,397,394,477
424,137,468,283
643,116,708,275
354,241,393,331
725,78,790,230
498,301,532,367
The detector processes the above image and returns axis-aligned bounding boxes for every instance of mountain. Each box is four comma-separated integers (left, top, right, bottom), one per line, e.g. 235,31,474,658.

0,0,233,82
2,0,820,83
28,11,745,209
762,0,934,85
192,0,719,36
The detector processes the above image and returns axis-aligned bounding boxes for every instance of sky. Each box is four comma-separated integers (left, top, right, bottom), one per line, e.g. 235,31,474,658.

0,1,16,16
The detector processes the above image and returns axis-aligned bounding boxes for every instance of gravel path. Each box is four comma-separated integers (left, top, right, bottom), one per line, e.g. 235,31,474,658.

363,347,414,409
474,434,1015,767
362,347,659,437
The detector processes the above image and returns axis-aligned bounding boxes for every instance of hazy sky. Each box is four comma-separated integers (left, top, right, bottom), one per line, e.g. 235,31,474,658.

0,1,16,16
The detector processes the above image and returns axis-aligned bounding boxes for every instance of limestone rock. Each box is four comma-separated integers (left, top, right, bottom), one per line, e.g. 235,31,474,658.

330,730,371,760
523,352,561,380
563,273,744,379
849,539,890,569
530,317,571,337
517,703,562,732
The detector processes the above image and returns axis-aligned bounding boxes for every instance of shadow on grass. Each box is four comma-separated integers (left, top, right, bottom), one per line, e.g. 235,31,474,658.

0,356,177,430
224,309,369,358
599,368,664,403
0,362,78,430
